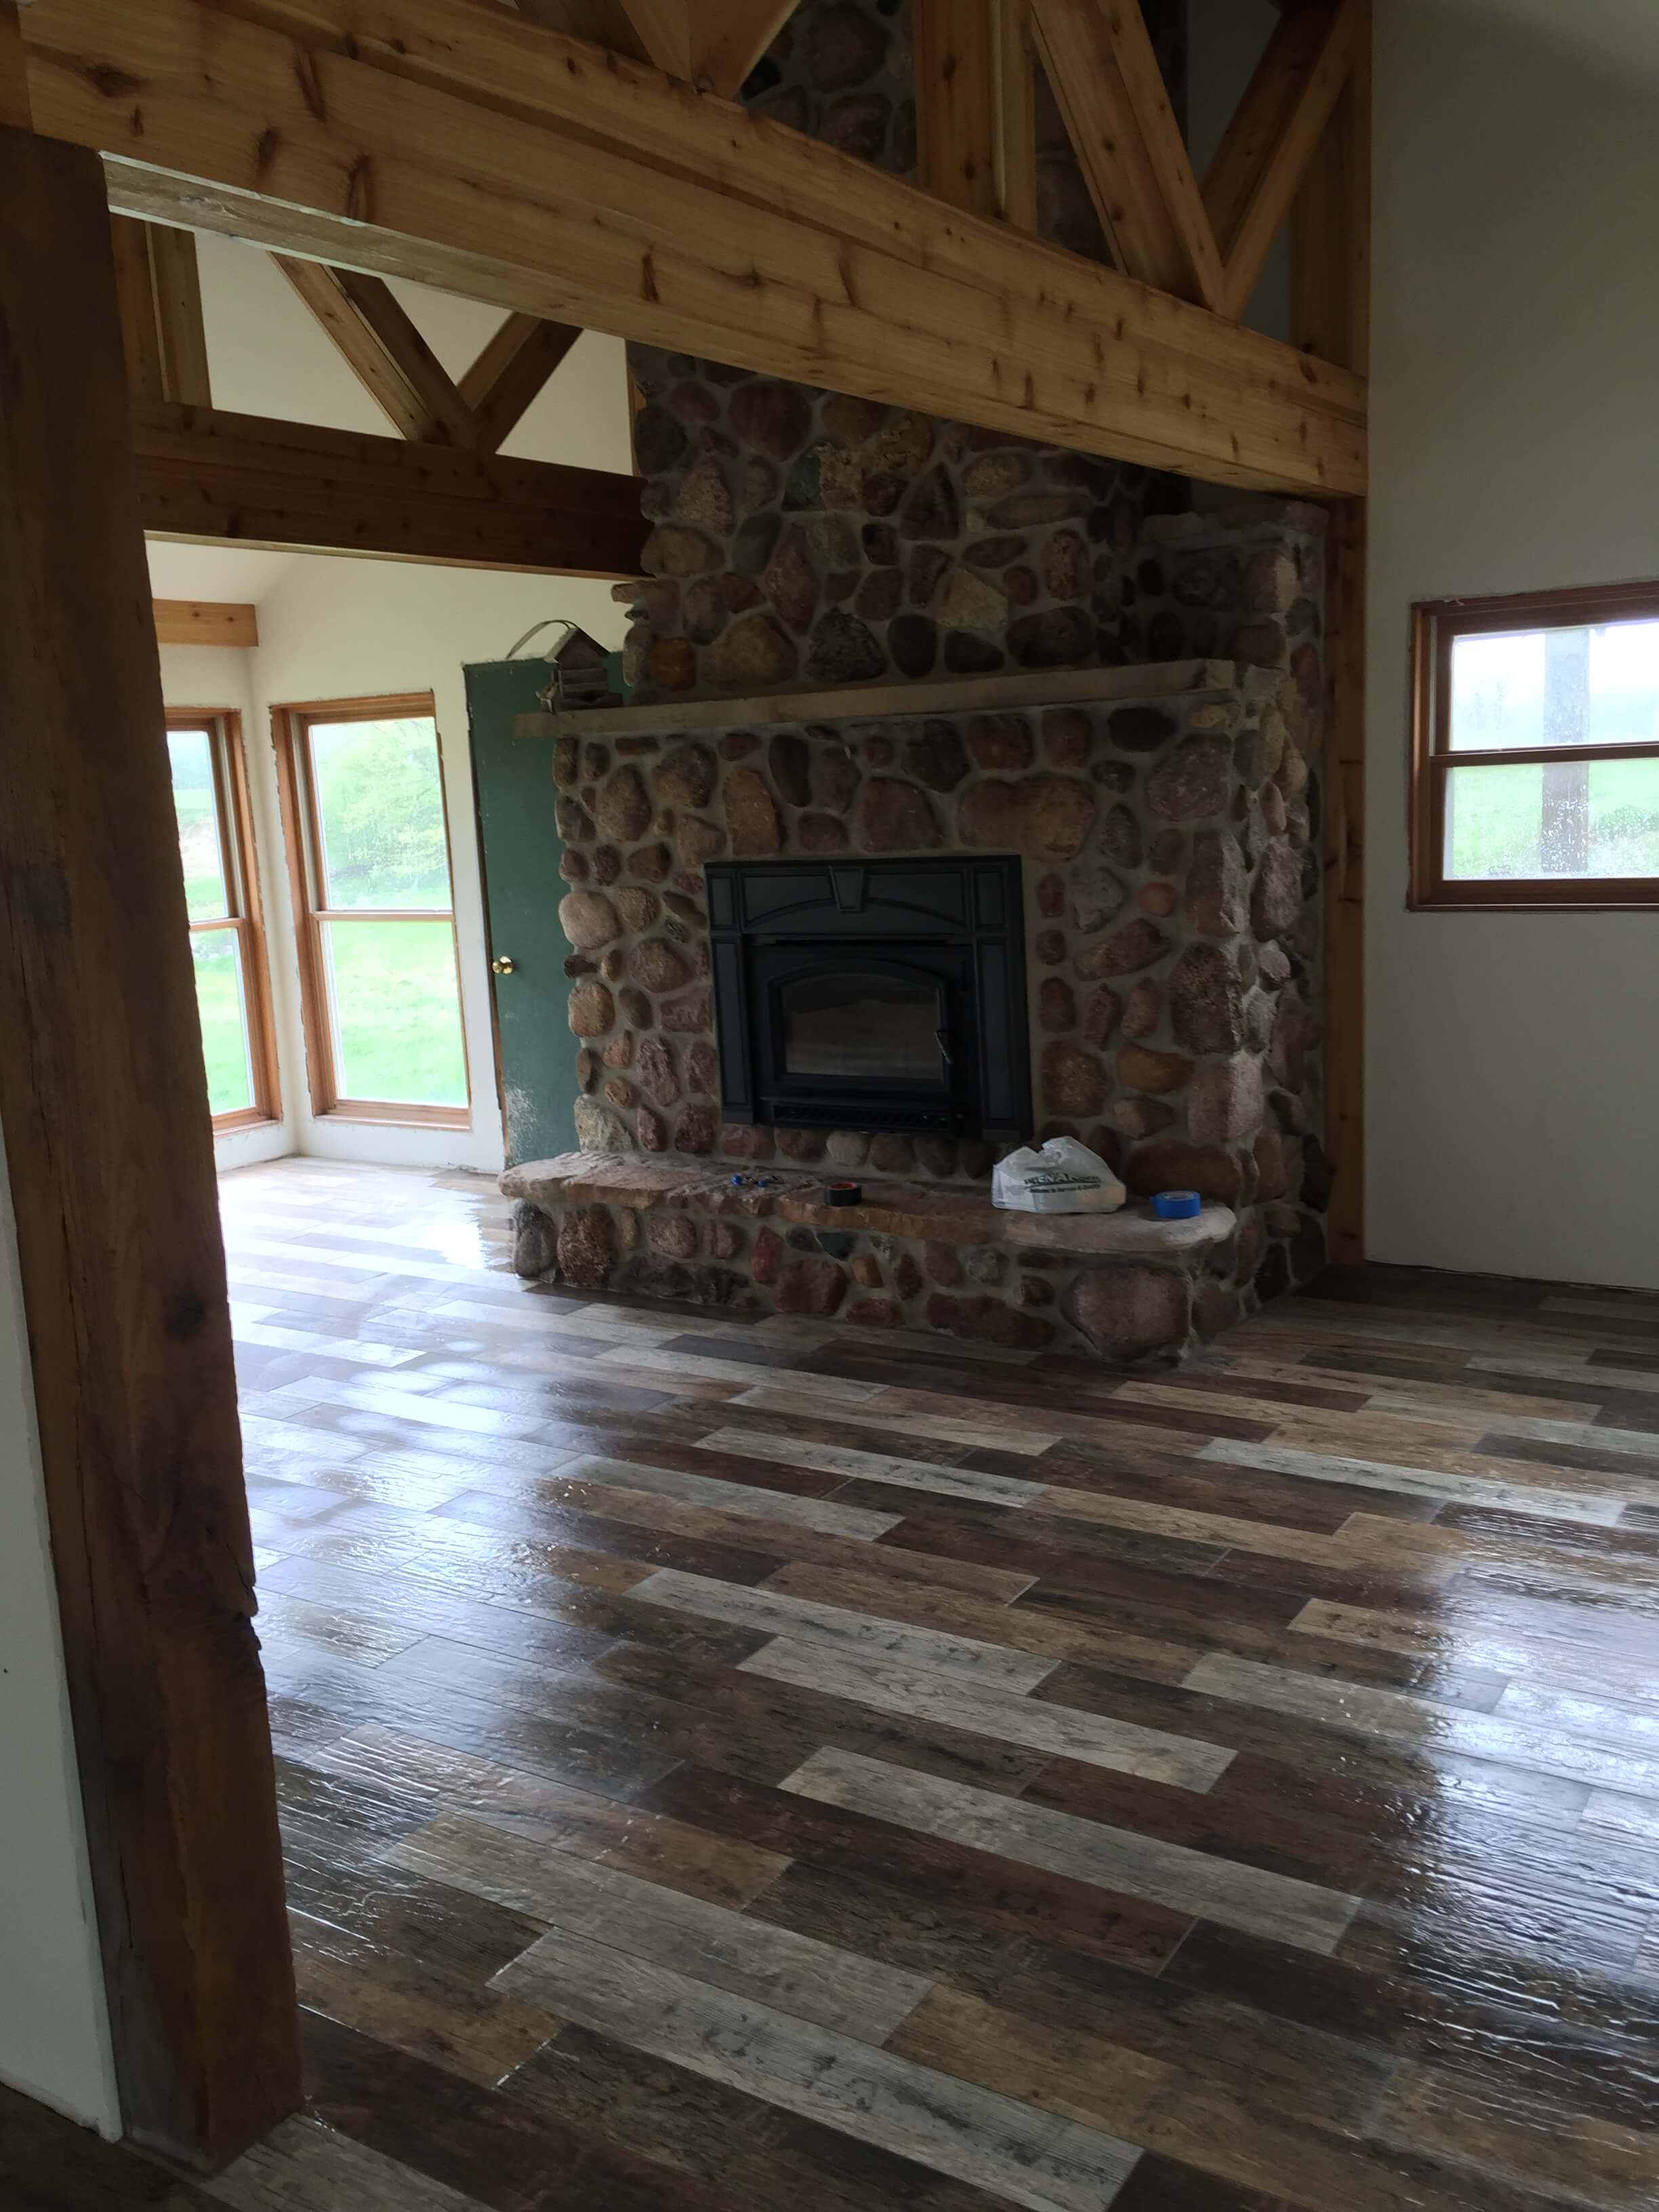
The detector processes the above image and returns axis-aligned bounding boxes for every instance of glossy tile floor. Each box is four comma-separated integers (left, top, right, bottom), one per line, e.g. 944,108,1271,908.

8,1155,1659,2210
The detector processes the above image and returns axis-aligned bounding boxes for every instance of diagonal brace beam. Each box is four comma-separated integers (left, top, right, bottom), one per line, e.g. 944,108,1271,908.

1203,0,1364,321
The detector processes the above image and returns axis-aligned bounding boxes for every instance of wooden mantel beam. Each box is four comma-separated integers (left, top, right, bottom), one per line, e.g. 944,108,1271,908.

20,0,1366,497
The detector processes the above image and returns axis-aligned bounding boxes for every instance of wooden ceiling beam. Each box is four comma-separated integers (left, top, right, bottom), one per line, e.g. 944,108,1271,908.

132,398,649,576
0,0,28,126
995,0,1038,232
21,0,1365,496
152,597,259,645
1203,0,1364,321
110,216,211,407
1028,0,1226,312
458,311,582,454
913,0,1002,220
274,256,476,444
514,0,790,91
692,0,795,98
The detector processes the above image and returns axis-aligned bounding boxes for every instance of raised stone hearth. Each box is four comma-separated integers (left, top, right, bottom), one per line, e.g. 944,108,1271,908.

505,1152,1237,1364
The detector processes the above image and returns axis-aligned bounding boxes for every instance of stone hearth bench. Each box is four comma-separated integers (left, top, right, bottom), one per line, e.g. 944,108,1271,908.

501,1153,1238,1366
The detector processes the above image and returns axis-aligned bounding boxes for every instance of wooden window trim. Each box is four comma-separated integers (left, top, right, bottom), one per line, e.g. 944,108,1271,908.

272,691,472,1129
167,707,281,1128
1409,581,1659,913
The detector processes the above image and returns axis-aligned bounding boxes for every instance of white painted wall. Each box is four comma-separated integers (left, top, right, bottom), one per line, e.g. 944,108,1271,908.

152,237,633,1172
1366,0,1659,1286
0,1117,121,2133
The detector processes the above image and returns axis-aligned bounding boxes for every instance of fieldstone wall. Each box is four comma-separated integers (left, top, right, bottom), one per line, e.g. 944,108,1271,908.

623,363,1185,702
529,0,1330,1350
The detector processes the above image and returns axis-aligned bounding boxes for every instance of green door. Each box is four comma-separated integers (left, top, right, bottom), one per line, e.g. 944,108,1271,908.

465,660,577,1167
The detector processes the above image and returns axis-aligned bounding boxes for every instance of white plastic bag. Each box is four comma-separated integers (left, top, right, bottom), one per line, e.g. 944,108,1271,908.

991,1136,1126,1215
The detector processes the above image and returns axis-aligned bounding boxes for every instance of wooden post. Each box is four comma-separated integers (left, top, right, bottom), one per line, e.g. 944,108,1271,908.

1292,5,1370,1268
1,0,30,127
0,122,300,2168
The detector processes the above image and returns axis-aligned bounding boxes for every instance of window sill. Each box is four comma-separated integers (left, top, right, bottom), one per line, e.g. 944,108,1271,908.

1409,885,1659,914
316,1100,472,1130
212,1107,282,1134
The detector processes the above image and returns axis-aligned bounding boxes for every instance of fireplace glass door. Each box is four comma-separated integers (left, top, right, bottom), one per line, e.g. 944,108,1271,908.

755,947,969,1129
780,970,947,1086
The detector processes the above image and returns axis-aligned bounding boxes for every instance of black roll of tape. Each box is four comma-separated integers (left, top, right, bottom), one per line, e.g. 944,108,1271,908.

824,1181,862,1207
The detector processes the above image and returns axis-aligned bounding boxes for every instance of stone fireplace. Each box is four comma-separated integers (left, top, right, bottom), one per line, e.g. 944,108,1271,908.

502,0,1328,1364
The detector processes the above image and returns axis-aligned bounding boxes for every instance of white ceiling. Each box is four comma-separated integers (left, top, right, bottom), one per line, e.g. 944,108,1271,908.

146,544,298,605
1419,0,1659,82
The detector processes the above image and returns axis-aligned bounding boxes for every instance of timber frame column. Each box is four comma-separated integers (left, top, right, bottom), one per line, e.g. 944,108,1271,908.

1294,3,1371,1267
0,71,300,2173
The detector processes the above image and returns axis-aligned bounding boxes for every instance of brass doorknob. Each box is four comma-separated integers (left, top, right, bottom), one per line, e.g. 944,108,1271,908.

491,955,516,975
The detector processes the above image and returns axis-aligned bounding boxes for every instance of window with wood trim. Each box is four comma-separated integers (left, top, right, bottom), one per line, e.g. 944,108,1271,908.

274,695,471,1126
165,710,281,1129
1410,584,1659,911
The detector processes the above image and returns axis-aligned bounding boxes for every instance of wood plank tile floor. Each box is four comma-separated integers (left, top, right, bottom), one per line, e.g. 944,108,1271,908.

8,1155,1659,2210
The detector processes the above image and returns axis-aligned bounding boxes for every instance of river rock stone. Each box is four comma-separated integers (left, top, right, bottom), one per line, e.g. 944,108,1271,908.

661,986,712,1032
724,767,782,857
559,892,620,951
1082,987,1122,1047
676,815,726,869
512,1204,557,1279
672,455,734,535
1252,840,1303,939
1187,830,1249,936
924,1294,1054,1350
806,609,885,684
649,1213,699,1259
729,379,811,459
656,743,718,812
1039,977,1077,1033
904,722,970,791
1043,1041,1107,1118
859,779,942,851
636,1036,680,1107
1118,1044,1192,1094
1170,943,1245,1053
573,1098,629,1151
933,567,1008,638
556,1205,615,1290
958,776,1096,861
594,768,651,842
709,612,797,688
1063,1267,1189,1361
1147,736,1231,821
1071,863,1127,936
1189,1055,1265,1143
1075,919,1165,977
632,939,693,995
762,524,819,634
567,981,615,1034
776,1257,848,1315
680,1105,720,1153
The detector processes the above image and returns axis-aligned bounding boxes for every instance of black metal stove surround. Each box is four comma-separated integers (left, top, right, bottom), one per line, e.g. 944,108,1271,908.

705,856,1031,1137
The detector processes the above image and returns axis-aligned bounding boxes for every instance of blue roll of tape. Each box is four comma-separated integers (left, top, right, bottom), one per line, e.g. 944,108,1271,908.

1152,1189,1202,1220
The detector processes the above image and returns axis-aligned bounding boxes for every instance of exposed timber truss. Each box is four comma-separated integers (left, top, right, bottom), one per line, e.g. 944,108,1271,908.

109,213,646,575
20,0,1367,498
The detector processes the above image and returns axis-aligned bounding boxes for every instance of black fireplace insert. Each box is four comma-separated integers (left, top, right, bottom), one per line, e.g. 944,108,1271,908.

705,857,1031,1136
